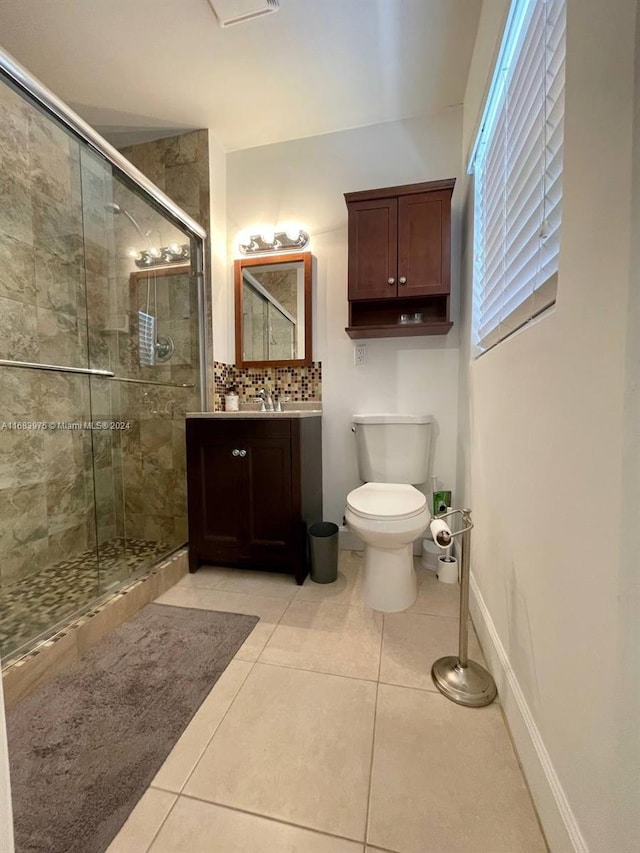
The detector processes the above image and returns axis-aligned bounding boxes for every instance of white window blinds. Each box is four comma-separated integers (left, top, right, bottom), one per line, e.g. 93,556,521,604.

471,0,565,351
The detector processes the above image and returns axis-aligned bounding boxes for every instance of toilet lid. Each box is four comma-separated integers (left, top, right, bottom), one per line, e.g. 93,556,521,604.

347,483,427,520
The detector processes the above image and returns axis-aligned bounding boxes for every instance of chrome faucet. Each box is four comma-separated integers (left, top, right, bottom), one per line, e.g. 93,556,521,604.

257,386,275,412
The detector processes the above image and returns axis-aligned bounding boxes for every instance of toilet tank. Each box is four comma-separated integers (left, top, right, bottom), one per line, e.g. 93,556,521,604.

353,414,433,485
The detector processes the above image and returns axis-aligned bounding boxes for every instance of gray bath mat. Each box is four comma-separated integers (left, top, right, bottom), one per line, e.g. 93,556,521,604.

6,603,259,853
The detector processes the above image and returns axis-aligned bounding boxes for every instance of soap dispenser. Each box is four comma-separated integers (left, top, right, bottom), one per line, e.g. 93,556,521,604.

224,385,239,412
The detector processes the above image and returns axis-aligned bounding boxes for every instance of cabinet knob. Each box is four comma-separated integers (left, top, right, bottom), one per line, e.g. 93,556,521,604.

399,276,407,285
239,449,247,457
387,277,395,285
232,448,240,457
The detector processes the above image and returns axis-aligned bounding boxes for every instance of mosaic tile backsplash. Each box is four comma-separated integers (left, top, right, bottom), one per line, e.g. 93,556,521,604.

212,362,322,411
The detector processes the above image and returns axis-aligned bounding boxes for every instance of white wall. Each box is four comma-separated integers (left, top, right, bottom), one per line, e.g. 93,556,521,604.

458,2,640,851
227,110,463,522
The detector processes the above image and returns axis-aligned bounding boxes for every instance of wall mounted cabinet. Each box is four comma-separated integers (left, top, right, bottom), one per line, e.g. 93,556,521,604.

186,415,322,584
344,179,455,338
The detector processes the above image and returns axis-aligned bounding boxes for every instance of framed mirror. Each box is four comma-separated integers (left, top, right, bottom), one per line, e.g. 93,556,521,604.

234,251,312,368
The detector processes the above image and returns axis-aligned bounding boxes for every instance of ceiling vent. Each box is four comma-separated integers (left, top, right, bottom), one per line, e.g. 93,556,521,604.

208,0,279,27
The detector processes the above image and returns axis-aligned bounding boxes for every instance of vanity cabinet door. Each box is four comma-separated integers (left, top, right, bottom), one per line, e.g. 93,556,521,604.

186,419,247,568
245,435,294,549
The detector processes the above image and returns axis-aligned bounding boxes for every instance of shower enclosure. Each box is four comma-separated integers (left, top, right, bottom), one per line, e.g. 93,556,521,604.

0,54,207,661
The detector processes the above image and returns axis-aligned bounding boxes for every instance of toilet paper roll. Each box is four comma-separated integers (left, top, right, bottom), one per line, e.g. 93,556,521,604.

430,518,453,549
436,555,458,584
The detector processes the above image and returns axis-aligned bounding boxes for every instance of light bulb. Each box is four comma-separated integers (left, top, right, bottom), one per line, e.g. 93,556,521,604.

126,247,139,259
149,247,162,258
261,230,275,246
285,227,301,243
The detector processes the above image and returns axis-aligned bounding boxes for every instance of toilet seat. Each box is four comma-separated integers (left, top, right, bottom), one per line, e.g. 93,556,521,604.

347,482,427,521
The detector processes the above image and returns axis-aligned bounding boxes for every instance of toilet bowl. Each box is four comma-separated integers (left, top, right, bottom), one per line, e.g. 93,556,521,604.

345,482,430,612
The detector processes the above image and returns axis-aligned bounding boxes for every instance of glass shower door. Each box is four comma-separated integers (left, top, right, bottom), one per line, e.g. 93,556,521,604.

80,150,201,593
0,76,102,659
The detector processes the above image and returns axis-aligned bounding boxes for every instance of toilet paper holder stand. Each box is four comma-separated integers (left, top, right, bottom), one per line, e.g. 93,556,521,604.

430,508,498,708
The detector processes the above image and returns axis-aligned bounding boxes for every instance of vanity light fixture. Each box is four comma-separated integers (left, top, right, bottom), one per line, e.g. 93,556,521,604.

133,243,191,268
238,227,310,255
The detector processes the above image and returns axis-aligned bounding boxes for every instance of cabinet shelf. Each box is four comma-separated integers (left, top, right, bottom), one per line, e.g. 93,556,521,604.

345,321,453,339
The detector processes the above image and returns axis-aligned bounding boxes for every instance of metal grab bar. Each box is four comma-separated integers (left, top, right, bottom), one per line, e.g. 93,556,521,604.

0,359,115,377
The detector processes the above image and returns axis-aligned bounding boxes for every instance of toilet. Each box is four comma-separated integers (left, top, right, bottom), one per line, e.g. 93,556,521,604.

345,414,433,612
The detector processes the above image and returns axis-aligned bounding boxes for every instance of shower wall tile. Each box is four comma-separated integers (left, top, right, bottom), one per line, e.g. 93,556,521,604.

91,429,115,470
47,524,88,566
165,164,200,221
36,308,87,368
0,483,48,555
0,234,37,305
0,296,39,361
0,368,41,421
0,431,45,490
35,248,84,318
46,472,88,535
0,82,30,172
140,420,174,470
0,538,49,584
0,174,33,244
43,429,85,482
165,133,200,167
143,514,176,545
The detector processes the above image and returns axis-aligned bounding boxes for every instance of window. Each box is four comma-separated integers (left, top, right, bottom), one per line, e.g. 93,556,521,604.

471,0,566,351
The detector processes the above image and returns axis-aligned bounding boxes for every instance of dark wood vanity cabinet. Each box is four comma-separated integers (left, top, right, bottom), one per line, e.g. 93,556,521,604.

345,179,455,338
186,416,322,584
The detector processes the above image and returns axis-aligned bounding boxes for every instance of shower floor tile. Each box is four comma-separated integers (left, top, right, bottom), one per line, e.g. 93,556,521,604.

0,537,171,659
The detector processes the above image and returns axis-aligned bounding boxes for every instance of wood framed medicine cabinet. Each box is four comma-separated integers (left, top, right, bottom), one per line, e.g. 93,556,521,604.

234,251,312,368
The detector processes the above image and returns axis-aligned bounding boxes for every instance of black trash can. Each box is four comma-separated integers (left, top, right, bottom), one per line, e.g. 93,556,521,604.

308,522,339,584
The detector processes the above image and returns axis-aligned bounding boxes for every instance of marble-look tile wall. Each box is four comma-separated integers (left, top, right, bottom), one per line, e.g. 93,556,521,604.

212,361,322,411
119,130,213,387
0,79,94,584
0,368,95,583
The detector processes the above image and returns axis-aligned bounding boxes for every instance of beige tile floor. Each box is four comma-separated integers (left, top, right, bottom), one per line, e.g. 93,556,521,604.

107,551,548,853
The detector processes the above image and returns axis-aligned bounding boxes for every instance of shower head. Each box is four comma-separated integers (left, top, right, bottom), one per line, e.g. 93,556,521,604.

105,202,148,245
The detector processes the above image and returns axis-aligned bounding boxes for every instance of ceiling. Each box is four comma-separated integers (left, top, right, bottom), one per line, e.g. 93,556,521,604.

0,0,482,152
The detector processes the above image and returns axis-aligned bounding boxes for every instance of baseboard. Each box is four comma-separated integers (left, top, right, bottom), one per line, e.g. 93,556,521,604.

469,575,589,853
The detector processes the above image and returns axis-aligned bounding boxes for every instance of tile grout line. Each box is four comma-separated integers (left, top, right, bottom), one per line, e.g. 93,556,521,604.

172,658,260,797
250,657,380,685
141,791,180,853
362,611,385,849
172,791,368,847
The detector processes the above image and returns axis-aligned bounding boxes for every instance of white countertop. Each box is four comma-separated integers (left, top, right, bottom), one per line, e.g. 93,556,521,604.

187,409,321,419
